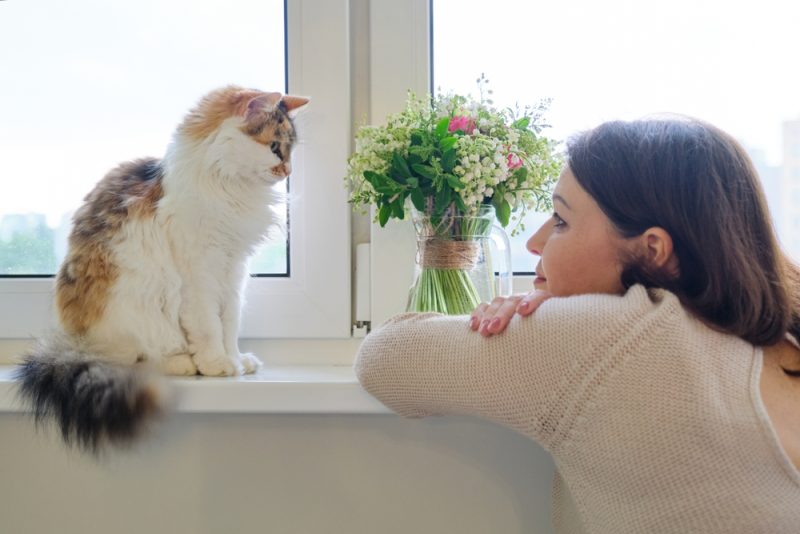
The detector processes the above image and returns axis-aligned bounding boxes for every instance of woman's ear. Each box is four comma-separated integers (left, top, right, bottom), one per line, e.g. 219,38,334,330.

639,227,680,277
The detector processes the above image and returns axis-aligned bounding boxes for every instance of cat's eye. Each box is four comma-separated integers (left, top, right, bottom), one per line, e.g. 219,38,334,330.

270,141,280,154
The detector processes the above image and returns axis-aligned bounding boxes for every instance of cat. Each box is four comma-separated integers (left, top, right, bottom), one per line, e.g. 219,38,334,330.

15,85,309,452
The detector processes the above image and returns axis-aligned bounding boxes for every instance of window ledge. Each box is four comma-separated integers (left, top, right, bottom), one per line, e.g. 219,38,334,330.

0,365,391,414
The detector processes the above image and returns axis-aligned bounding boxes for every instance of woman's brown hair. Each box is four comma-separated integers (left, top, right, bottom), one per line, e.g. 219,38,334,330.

567,118,800,346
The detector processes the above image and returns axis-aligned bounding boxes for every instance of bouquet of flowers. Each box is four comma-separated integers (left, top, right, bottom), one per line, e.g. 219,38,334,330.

346,76,562,314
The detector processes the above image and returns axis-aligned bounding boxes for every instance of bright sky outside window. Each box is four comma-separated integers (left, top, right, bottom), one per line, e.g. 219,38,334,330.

433,0,800,272
0,0,287,276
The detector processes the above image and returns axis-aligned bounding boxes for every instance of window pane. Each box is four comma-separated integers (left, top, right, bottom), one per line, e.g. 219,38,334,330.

0,0,287,276
433,0,800,271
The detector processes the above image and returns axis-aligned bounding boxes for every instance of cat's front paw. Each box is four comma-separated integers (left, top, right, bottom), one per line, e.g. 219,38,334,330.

238,352,263,375
193,352,244,377
162,353,198,376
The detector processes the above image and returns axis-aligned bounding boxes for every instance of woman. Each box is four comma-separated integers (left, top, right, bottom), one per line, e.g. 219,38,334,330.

355,118,800,533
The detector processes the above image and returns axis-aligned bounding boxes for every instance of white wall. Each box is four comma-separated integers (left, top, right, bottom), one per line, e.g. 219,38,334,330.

1,413,556,534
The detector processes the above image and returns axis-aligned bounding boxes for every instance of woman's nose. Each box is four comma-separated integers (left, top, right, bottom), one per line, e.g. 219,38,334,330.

527,222,549,256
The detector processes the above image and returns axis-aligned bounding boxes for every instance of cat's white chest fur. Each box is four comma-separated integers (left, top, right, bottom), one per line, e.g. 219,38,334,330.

90,217,186,363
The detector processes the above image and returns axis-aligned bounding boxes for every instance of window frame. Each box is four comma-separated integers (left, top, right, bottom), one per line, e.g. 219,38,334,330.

0,0,352,340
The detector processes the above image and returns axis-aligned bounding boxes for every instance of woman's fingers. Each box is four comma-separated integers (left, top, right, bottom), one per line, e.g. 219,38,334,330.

469,291,552,336
469,302,489,331
516,290,552,316
468,295,522,336
480,296,521,336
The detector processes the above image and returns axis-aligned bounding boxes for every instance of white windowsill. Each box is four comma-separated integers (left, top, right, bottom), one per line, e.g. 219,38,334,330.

0,364,391,414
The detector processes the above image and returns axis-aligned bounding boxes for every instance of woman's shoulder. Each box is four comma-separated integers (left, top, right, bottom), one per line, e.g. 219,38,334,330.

532,284,684,330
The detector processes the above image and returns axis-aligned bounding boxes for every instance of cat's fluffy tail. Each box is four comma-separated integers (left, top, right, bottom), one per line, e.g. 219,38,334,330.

14,334,166,454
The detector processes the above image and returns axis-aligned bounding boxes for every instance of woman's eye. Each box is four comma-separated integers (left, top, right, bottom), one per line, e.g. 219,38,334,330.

552,212,566,228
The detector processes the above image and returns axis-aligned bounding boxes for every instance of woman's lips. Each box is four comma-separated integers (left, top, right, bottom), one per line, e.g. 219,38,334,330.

534,276,547,286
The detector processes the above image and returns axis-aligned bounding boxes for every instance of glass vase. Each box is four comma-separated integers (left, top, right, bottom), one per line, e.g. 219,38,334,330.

407,205,512,315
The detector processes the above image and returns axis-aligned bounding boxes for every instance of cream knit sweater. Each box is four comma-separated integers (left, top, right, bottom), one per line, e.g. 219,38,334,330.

355,285,800,533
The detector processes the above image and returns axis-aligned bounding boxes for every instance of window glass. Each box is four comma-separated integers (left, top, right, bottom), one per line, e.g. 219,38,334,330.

433,0,800,270
0,0,287,275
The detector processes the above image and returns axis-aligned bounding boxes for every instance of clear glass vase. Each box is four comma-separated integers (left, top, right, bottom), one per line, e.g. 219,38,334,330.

407,205,512,315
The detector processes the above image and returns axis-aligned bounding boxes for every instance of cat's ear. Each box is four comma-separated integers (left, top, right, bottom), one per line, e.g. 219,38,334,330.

243,92,281,121
280,95,310,118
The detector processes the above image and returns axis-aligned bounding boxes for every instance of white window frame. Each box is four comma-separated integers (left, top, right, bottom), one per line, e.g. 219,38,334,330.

0,0,352,341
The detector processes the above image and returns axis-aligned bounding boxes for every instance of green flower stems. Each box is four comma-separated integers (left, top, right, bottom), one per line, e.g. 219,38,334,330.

408,268,481,315
408,208,495,315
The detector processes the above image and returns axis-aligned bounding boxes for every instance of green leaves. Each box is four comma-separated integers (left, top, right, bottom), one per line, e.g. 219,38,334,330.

512,117,530,130
378,204,391,227
434,185,451,215
408,144,434,161
410,188,426,212
445,174,463,190
411,163,437,181
511,166,527,185
439,136,458,151
434,117,450,138
441,148,457,173
391,152,412,182
492,193,511,227
363,171,401,195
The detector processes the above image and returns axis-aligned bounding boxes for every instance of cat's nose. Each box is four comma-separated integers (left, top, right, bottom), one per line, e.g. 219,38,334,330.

270,162,291,178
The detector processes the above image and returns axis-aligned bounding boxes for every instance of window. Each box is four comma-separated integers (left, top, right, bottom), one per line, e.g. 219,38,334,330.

0,0,287,276
0,0,352,340
432,0,800,267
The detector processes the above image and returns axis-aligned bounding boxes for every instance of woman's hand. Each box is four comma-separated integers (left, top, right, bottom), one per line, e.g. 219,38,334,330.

469,290,552,337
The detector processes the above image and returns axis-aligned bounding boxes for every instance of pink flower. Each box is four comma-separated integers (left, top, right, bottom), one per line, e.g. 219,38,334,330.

507,153,523,170
448,115,476,134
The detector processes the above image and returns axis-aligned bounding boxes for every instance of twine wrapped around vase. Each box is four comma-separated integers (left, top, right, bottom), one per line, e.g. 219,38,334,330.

418,238,481,270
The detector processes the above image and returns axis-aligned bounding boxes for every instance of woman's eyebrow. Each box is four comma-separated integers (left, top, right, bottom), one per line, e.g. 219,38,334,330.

553,194,572,210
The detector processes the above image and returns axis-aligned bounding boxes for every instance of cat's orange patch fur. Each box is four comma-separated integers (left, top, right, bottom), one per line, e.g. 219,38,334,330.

56,159,164,335
180,86,271,141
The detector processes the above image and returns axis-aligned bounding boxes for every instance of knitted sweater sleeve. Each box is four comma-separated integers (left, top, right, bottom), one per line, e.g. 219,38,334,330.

355,286,661,450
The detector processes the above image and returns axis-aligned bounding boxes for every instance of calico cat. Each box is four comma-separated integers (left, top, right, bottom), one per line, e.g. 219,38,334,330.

15,86,308,452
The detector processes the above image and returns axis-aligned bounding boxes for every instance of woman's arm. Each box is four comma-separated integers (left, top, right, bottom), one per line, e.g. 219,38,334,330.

355,287,658,449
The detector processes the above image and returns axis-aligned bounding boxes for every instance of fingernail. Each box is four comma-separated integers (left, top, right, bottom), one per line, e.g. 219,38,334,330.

489,318,501,331
518,301,530,311
469,317,478,329
480,319,490,332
